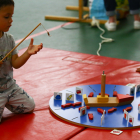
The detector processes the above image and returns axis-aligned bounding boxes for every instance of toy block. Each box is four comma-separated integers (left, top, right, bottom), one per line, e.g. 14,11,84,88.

66,93,74,101
117,94,134,103
97,95,109,102
99,93,109,97
79,106,90,111
124,110,128,120
88,113,93,120
123,107,132,112
72,102,82,107
113,91,118,97
76,87,83,95
126,83,136,95
128,114,134,125
97,108,106,114
108,107,117,113
61,103,73,108
88,92,94,97
54,92,62,100
80,106,87,116
83,94,88,104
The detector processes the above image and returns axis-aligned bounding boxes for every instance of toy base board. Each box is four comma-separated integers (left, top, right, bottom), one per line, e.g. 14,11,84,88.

49,84,140,130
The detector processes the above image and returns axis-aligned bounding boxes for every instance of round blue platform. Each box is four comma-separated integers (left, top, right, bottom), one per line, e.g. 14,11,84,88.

49,84,140,129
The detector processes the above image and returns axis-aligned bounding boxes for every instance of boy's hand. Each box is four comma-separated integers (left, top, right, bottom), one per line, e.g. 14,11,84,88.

27,38,43,55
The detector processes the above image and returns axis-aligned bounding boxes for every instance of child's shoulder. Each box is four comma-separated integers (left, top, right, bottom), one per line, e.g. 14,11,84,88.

4,32,14,40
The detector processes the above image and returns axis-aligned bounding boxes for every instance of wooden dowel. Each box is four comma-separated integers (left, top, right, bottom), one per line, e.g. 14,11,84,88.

79,0,83,20
66,6,89,12
101,71,106,97
1,23,41,62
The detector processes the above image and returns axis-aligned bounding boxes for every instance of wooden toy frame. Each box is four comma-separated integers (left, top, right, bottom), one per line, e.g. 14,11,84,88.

45,0,108,24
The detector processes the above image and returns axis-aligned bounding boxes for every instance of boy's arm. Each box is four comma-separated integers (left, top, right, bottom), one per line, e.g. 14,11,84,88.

12,51,31,69
12,38,43,69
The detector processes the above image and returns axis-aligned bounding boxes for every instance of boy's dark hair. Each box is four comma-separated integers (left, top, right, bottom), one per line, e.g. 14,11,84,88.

0,0,14,9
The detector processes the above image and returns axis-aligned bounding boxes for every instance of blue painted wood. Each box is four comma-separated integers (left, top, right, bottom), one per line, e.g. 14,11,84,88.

49,84,140,129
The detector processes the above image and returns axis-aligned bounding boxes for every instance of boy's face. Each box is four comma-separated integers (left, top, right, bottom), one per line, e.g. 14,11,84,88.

0,5,14,33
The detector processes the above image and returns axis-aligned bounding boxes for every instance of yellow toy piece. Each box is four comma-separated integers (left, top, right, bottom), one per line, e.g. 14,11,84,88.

67,95,72,100
83,94,88,104
97,95,109,102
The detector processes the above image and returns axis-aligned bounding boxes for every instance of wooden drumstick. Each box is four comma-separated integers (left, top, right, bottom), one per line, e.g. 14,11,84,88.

0,23,50,64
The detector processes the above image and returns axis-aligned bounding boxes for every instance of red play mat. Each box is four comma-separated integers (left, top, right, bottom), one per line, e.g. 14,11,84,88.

1,48,140,140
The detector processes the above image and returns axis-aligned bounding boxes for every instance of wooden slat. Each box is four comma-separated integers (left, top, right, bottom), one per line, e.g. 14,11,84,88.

45,16,79,22
66,6,89,12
